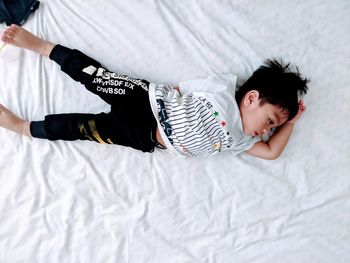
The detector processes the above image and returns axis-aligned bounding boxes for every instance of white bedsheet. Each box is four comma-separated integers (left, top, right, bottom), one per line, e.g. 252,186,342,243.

0,0,349,262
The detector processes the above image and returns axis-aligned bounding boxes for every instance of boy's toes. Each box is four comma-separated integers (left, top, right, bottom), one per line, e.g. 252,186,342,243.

1,27,17,44
4,24,19,34
9,25,19,34
2,29,14,39
1,36,8,43
10,24,20,29
1,36,12,44
1,35,12,44
6,26,16,35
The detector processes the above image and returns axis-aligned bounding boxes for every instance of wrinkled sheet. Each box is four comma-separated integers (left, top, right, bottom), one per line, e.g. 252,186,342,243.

0,0,349,262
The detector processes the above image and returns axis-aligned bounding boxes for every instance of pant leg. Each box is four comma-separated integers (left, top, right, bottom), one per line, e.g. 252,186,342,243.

30,112,158,152
30,113,114,143
49,45,150,105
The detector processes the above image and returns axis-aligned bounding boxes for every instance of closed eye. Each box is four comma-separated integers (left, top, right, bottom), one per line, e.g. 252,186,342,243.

268,118,274,126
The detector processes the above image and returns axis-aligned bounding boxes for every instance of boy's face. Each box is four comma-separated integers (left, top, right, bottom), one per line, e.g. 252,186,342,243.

239,90,289,137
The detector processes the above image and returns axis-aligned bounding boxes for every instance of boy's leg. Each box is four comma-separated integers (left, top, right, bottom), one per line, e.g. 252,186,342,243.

0,104,157,152
0,104,101,142
30,113,115,144
30,112,158,152
48,45,150,105
1,25,150,105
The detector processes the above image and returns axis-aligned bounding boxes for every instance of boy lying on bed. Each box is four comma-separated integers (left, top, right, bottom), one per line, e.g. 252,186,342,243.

0,25,308,159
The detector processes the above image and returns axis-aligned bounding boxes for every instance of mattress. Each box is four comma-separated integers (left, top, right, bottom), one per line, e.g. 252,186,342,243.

0,0,349,262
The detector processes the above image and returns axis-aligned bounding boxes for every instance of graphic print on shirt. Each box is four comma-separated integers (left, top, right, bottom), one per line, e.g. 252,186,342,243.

213,138,223,152
204,100,235,149
180,95,230,155
156,99,174,144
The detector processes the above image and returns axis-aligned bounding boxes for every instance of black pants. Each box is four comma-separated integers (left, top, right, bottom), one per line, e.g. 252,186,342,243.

30,45,158,153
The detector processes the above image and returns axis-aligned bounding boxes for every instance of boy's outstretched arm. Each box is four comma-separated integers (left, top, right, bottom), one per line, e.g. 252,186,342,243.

246,123,294,160
246,101,306,160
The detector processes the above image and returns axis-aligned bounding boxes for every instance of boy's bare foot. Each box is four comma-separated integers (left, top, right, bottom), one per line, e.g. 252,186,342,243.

0,104,31,137
1,24,54,57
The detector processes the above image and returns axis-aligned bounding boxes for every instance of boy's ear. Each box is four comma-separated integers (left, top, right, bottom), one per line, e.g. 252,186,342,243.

243,90,260,106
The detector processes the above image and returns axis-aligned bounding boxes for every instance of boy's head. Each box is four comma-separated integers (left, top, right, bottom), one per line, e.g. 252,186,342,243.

236,59,309,137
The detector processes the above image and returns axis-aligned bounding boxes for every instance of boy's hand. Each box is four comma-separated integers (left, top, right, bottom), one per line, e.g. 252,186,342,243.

288,100,306,124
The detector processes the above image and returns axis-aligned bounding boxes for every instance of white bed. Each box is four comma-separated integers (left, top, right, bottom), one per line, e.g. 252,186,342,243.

0,0,349,262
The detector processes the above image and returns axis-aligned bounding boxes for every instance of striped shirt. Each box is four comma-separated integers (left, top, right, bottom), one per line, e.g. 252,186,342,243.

148,74,260,158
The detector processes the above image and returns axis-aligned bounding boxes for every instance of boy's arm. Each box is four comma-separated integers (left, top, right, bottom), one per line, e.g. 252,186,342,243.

246,100,306,160
246,123,294,160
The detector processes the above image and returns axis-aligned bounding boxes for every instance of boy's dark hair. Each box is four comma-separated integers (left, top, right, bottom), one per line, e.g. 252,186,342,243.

236,59,309,121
